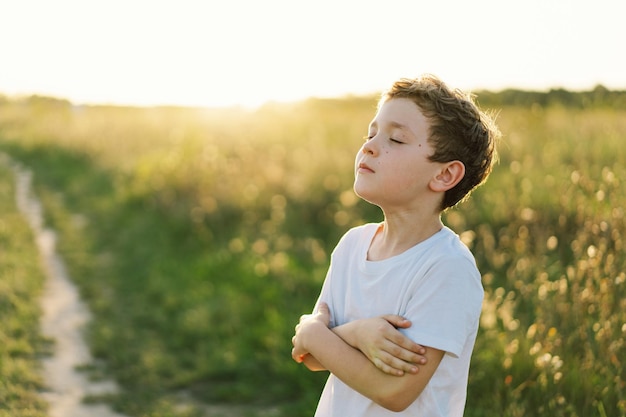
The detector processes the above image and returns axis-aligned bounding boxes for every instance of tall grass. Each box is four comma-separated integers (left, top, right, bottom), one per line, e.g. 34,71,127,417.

463,106,626,416
0,96,624,416
0,161,49,417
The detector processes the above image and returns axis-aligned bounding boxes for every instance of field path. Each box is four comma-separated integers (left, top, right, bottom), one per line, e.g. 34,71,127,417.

10,158,130,417
6,155,279,417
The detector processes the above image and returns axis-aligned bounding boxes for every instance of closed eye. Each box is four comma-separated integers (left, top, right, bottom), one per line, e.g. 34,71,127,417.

363,134,403,144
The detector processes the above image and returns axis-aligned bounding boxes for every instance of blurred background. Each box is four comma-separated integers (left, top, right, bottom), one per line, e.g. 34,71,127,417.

2,0,625,107
1,1,625,416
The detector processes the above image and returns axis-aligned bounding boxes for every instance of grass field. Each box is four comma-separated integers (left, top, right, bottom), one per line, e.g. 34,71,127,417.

0,159,49,417
0,93,625,416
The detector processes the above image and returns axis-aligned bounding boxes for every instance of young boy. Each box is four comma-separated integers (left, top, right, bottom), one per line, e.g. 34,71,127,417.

291,74,500,416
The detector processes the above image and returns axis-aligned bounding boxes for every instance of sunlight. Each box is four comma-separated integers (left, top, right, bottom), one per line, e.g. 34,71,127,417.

1,0,624,107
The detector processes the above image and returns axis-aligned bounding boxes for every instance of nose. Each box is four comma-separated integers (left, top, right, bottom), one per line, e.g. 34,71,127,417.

362,136,377,156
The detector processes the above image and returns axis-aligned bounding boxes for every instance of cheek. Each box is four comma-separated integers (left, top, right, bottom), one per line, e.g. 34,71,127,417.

389,164,418,187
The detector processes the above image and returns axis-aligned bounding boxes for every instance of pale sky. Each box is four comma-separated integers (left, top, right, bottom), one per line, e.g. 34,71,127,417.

1,0,624,107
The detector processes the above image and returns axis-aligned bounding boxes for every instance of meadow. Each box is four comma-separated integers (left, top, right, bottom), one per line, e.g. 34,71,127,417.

0,90,624,417
0,159,49,417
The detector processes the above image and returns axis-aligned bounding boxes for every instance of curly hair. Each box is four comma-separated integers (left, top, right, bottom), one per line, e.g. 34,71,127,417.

381,74,500,211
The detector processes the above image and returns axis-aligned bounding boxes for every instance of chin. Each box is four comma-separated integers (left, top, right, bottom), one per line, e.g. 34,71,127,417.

353,187,379,206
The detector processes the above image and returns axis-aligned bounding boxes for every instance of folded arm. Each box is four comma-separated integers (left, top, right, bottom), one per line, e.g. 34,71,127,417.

292,303,444,412
296,311,427,376
332,315,427,376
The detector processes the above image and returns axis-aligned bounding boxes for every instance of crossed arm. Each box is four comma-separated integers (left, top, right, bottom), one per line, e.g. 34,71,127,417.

291,303,445,412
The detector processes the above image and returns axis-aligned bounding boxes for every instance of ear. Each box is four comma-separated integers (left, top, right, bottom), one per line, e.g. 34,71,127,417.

429,161,465,192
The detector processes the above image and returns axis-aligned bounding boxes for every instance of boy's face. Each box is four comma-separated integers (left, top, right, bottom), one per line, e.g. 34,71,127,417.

354,97,443,210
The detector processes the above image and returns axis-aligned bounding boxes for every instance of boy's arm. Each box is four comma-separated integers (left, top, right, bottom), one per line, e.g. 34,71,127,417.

292,303,444,412
332,315,427,376
293,313,427,376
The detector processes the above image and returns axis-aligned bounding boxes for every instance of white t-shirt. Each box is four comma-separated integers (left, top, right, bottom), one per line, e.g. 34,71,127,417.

313,223,484,417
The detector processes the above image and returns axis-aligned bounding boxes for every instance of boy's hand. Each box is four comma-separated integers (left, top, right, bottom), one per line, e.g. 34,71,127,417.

334,315,427,376
291,302,331,364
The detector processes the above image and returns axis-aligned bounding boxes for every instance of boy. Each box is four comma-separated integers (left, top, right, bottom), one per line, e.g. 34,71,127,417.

291,74,500,416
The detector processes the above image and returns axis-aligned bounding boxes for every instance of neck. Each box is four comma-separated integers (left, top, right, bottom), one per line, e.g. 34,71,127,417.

367,211,443,261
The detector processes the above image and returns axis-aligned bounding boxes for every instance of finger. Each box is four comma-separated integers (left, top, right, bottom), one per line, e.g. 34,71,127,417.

388,332,426,356
374,349,421,375
292,347,308,363
316,302,331,325
367,344,420,376
383,352,420,375
385,342,427,365
317,302,330,315
372,355,407,377
381,314,411,329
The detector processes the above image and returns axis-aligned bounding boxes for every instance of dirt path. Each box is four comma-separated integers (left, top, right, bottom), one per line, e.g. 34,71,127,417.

10,158,130,417
6,155,280,417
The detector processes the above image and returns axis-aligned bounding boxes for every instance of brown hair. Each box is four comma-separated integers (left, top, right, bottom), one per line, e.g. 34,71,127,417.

381,74,500,211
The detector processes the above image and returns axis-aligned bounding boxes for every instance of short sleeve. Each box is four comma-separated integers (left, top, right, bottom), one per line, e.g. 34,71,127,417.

400,256,484,357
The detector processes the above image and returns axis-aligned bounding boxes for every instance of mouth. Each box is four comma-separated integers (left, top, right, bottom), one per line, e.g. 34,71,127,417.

358,162,375,173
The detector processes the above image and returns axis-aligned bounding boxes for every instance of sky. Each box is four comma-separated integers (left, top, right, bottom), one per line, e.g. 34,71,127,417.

1,0,625,108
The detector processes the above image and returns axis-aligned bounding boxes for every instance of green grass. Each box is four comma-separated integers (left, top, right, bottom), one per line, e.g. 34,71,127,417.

0,95,625,416
0,161,49,417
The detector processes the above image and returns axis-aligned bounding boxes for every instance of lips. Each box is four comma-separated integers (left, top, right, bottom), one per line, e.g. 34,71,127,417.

358,162,375,173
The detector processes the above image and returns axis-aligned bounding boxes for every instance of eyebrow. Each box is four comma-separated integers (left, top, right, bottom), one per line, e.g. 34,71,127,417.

370,120,415,137
370,121,411,132
388,121,411,131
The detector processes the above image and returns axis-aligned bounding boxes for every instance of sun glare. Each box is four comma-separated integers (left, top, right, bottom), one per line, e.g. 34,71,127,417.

1,0,624,108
